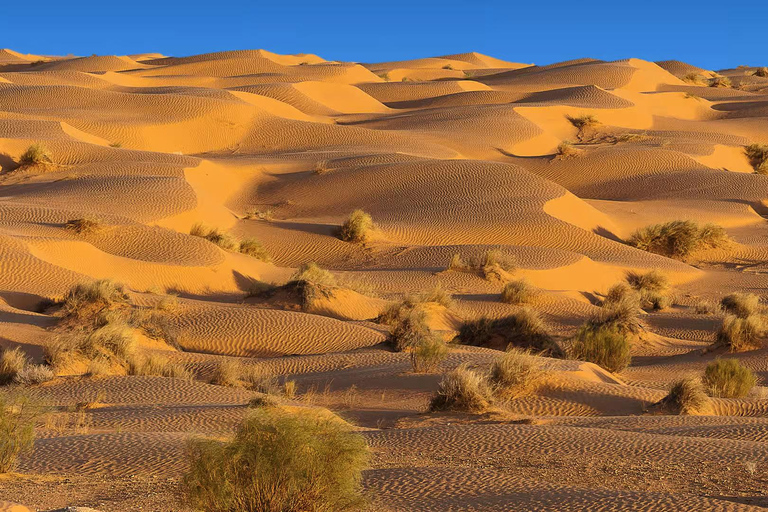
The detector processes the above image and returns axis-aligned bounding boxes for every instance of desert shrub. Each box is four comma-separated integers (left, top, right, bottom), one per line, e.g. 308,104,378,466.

241,366,279,394
456,310,563,357
239,238,271,262
655,377,711,415
244,209,274,221
500,279,536,305
61,279,129,321
210,360,243,387
14,364,55,386
189,223,239,251
289,262,337,308
283,380,297,399
314,160,331,175
0,394,39,473
626,270,668,293
715,314,765,352
709,76,732,88
694,300,716,315
721,293,761,318
83,323,137,361
755,67,768,78
442,64,454,70
410,336,448,373
554,141,583,159
603,282,639,307
248,394,279,408
65,218,103,235
567,114,599,131
570,324,631,373
684,92,701,100
683,73,707,85
389,310,431,352
627,220,728,259
589,293,643,340
703,359,757,398
447,253,468,271
489,348,545,400
184,409,368,512
415,284,454,308
339,210,374,243
745,143,768,174
0,347,28,385
19,143,52,166
129,353,191,380
429,364,493,413
477,249,516,280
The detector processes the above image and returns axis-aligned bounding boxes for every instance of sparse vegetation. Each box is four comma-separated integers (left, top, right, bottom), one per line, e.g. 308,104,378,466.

654,377,711,415
721,293,761,318
239,238,271,262
745,143,768,174
0,393,39,473
61,279,129,322
410,336,448,373
683,73,707,85
14,364,55,386
627,220,728,259
589,293,644,340
389,309,431,352
19,143,52,166
755,67,768,78
289,262,337,308
489,348,545,400
314,160,331,175
684,92,701,100
456,310,563,357
210,360,243,387
339,210,375,243
625,270,671,310
709,76,732,88
184,409,368,512
128,353,191,380
189,223,239,251
570,324,631,373
65,217,103,235
703,359,756,398
567,114,600,140
429,363,493,413
442,64,454,70
500,279,537,305
0,347,28,385
554,141,583,159
244,209,274,221
715,314,765,352
446,249,516,280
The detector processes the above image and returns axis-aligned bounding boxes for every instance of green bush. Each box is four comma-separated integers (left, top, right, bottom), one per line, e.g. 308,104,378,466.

410,336,448,373
627,220,728,259
0,394,39,473
703,359,757,398
570,324,631,373
429,364,493,413
184,409,368,511
456,310,563,357
339,210,374,243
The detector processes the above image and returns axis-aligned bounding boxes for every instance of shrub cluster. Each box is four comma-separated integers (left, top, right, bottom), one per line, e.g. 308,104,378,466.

0,394,39,473
339,210,375,243
745,143,768,174
456,310,563,357
653,377,712,415
448,249,516,281
627,220,728,259
19,143,52,166
500,279,537,305
570,324,631,373
190,223,271,261
703,359,757,398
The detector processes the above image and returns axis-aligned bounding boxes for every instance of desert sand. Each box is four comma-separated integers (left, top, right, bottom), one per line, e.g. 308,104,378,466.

0,48,767,510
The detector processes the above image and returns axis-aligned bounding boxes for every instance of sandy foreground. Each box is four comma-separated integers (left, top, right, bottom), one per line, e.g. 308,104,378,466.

0,48,767,510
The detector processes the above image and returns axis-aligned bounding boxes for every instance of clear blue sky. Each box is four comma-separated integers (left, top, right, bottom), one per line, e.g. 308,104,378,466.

1,0,764,70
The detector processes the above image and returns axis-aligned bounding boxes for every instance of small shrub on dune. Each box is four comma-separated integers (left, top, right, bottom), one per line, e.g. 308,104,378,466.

289,262,337,308
489,348,545,400
19,143,52,166
627,220,728,259
241,365,279,394
567,114,600,140
129,353,191,380
625,270,671,310
654,377,711,415
410,336,448,373
238,238,271,262
709,76,732,88
715,314,765,352
389,309,431,352
416,284,454,308
570,324,631,373
457,310,563,357
500,279,536,305
339,210,375,243
721,293,761,318
189,223,239,251
429,363,493,413
65,218,103,235
683,73,707,85
602,282,639,308
184,409,368,512
14,364,55,386
447,253,469,272
554,141,583,160
210,360,243,387
589,295,644,340
0,347,29,385
703,359,757,398
0,393,39,473
61,279,129,321
695,300,716,315
82,323,138,361
745,143,768,174
754,67,768,78
447,250,516,280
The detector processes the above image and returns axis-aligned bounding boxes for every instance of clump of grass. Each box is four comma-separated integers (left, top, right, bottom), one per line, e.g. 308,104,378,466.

721,293,761,318
377,72,390,81
489,348,545,400
244,209,274,221
744,143,768,174
129,353,191,380
415,284,455,308
627,220,728,259
456,310,563,357
184,409,368,512
715,314,765,352
0,347,29,385
570,324,631,373
754,67,768,78
589,293,644,340
239,238,271,262
554,141,583,160
65,217,103,235
684,92,701,100
446,250,516,280
14,364,55,386
241,366,279,394
45,322,138,373
339,210,375,243
653,377,711,415
567,114,600,140
389,310,431,352
0,393,39,473
625,270,671,310
442,64,454,70
189,223,239,251
500,279,536,305
602,282,639,308
429,363,493,413
288,262,337,309
703,359,757,398
210,360,243,387
61,279,129,322
410,336,448,373
695,300,716,315
19,143,52,166
709,76,732,88
314,160,331,175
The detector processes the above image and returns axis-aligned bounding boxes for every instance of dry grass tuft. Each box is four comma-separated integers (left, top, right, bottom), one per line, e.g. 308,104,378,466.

389,309,431,352
289,262,337,309
500,279,536,305
0,347,29,385
14,364,55,386
715,314,765,352
489,348,545,400
65,218,103,235
589,293,644,340
554,141,583,159
720,293,761,318
61,279,129,322
410,336,448,373
627,220,728,259
457,309,563,357
625,270,671,310
189,223,239,251
570,324,631,373
429,364,493,413
754,67,768,78
129,353,191,380
19,143,52,166
339,210,375,243
210,360,243,387
0,393,39,473
745,143,768,174
446,250,516,280
654,377,712,415
239,238,271,262
703,359,757,398
709,76,732,88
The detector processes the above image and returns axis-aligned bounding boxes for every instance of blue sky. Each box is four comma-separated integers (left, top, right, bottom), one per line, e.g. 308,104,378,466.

1,0,764,70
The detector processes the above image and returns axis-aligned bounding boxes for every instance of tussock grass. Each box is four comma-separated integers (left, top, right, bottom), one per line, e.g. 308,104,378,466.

210,360,243,387
410,336,448,373
567,114,599,130
0,393,39,473
489,348,545,400
129,353,191,380
61,279,129,323
14,364,55,386
339,210,375,243
456,309,563,357
683,73,707,85
0,347,29,385
709,76,732,88
446,250,516,280
45,322,138,372
244,209,274,221
745,143,768,174
184,409,368,512
627,220,728,259
703,359,757,398
19,143,52,166
570,324,631,373
429,364,493,413
720,293,761,318
603,282,639,308
500,279,536,305
65,217,103,235
239,238,271,262
389,310,431,352
289,262,337,309
715,314,765,352
654,377,711,415
625,270,671,310
189,223,239,251
554,141,583,159
589,293,643,340
754,67,768,78
415,284,454,308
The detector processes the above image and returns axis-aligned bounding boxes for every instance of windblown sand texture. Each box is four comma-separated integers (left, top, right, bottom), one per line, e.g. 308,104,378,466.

1,48,768,510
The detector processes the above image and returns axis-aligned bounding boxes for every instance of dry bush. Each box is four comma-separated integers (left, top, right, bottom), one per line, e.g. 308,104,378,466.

389,310,431,352
61,279,129,322
694,300,716,315
0,347,28,385
314,160,331,175
477,249,516,280
684,92,701,100
745,143,768,174
189,223,239,251
500,279,536,305
709,76,732,88
567,114,600,131
456,309,563,357
210,360,243,387
410,336,448,373
627,220,728,259
0,394,39,473
603,282,639,308
339,210,375,243
244,209,274,221
570,324,631,373
239,238,271,262
715,314,765,352
489,348,545,400
683,73,707,85
654,377,711,415
554,141,583,159
415,284,454,308
65,218,103,235
283,380,297,399
45,322,139,373
703,359,757,398
289,262,337,309
241,366,279,394
184,409,368,512
14,364,55,386
429,364,493,413
447,253,469,271
19,143,52,166
721,293,761,318
129,353,191,380
755,67,768,78
626,270,668,293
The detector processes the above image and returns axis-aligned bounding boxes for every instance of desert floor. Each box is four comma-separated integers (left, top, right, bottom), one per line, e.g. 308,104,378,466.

0,48,768,511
